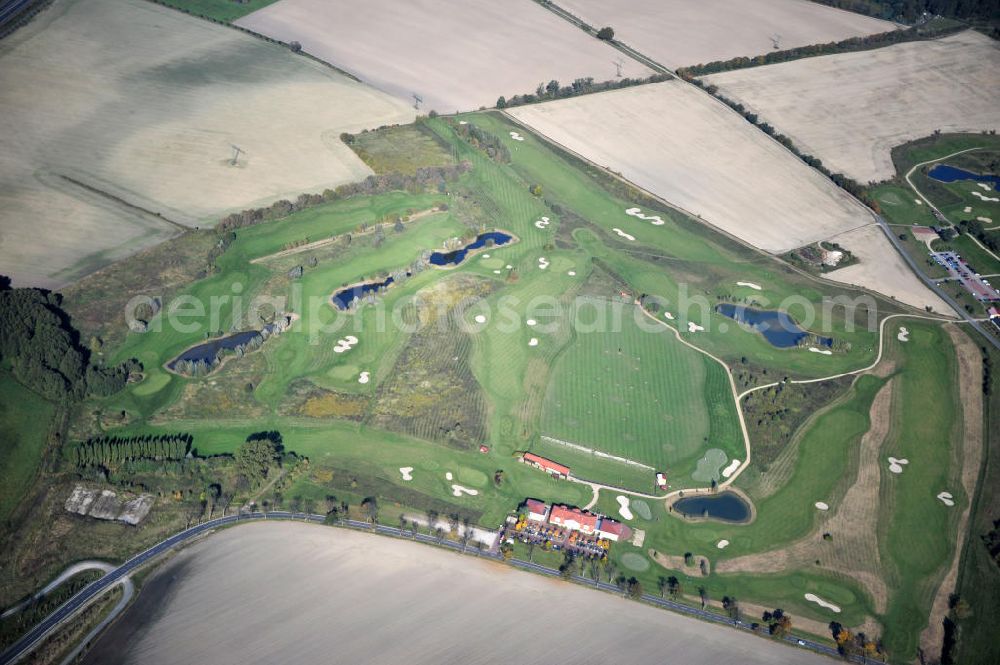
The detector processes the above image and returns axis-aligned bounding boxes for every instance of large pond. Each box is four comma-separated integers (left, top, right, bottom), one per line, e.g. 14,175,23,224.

80,522,828,665
167,330,262,371
429,231,513,267
673,492,752,523
928,164,1000,191
716,304,832,349
332,275,399,310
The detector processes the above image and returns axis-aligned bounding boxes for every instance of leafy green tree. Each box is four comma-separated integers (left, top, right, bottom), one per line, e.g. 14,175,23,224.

235,432,283,484
596,26,614,40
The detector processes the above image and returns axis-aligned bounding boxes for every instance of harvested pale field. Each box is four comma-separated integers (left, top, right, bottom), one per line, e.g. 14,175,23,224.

235,0,653,113
0,0,413,287
558,0,895,69
704,31,1000,183
822,224,950,312
508,81,869,253
83,522,834,665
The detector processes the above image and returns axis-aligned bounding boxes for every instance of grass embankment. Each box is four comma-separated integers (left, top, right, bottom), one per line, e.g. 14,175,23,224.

0,371,56,522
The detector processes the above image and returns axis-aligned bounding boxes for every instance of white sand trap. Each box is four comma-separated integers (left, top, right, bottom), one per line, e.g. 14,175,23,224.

358,371,370,384
567,270,576,276
344,335,358,344
616,495,634,520
971,191,999,202
888,457,909,474
534,220,549,229
528,337,539,347
526,319,537,326
914,199,923,205
977,183,992,190
687,321,704,333
459,120,468,125
493,269,502,274
538,257,550,269
664,312,675,320
964,206,973,213
809,347,833,355
936,491,955,507
736,281,762,290
334,335,360,354
474,314,487,323
399,467,413,481
897,326,910,342
506,264,513,269
445,472,453,481
624,207,665,225
977,216,993,223
804,593,841,613
612,227,636,241
482,253,490,258
815,501,829,511
541,217,549,222
509,131,525,142
717,539,730,549
721,459,741,478
452,484,479,497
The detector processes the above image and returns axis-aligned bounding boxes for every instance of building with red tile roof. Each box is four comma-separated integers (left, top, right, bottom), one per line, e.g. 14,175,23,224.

521,452,570,478
549,504,599,534
596,517,627,542
524,499,550,522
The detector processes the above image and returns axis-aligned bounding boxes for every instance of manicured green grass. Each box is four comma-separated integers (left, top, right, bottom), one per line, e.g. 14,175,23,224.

153,0,279,22
541,299,742,483
0,371,55,522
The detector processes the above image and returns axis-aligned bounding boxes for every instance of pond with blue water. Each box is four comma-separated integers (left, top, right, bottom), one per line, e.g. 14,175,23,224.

928,164,1000,191
673,492,751,523
716,304,832,349
167,330,262,371
331,275,400,310
429,231,513,267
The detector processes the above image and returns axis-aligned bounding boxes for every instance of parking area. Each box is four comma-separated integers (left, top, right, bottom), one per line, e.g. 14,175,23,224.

931,251,1000,302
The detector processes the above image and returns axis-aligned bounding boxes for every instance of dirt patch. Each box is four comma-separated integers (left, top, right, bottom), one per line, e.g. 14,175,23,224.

280,380,370,420
919,326,984,660
649,548,711,576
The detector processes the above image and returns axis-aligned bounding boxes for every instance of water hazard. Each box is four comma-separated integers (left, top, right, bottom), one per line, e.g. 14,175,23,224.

716,304,832,349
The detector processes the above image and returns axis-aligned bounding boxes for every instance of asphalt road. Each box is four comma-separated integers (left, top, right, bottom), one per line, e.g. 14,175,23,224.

1,513,884,665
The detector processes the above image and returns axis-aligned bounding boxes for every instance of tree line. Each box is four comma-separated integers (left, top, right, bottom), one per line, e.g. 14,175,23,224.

451,122,510,163
67,433,192,469
676,20,965,78
0,282,142,402
497,74,671,110
808,0,999,30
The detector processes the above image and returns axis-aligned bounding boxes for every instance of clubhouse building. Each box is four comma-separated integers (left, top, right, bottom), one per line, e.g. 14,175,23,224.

522,499,626,542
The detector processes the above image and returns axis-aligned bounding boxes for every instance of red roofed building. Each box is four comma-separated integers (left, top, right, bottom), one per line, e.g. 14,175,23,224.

524,499,550,523
522,452,570,479
549,505,599,534
596,517,627,542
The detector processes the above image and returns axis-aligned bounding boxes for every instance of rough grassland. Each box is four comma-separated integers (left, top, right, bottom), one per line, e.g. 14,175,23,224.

558,0,895,69
0,0,413,287
235,0,653,113
0,372,55,522
81,522,836,665
703,31,1000,183
508,81,870,253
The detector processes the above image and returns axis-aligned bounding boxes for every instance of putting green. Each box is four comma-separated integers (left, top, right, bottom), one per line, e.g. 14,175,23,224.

620,551,650,572
691,448,727,483
630,499,653,521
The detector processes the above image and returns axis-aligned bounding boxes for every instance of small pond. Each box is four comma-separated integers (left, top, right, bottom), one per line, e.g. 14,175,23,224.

167,330,262,371
716,304,832,349
673,492,751,523
429,231,513,267
332,275,400,311
928,164,1000,191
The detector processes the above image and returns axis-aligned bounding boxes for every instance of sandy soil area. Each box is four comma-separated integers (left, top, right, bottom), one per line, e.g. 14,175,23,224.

82,522,834,665
822,224,950,312
0,0,413,287
920,327,984,660
235,0,652,113
559,0,894,69
704,31,1000,183
509,81,869,253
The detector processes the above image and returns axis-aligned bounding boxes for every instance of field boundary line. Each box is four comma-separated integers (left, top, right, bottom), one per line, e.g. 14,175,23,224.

540,435,655,470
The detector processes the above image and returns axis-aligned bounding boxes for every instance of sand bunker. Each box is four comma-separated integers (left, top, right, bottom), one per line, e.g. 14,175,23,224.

567,270,576,276
971,191,999,202
492,269,501,274
509,131,525,142
915,199,923,205
625,207,665,226
506,264,513,269
617,495,634,520
964,206,973,213
809,347,833,355
721,459,741,478
451,484,479,497
804,593,841,613
474,314,487,324
687,321,704,333
534,218,551,229
526,319,537,326
538,257,550,269
815,501,829,511
445,472,453,481
399,467,413,481
528,337,539,347
334,335,359,354
358,371,370,384
664,312,675,320
977,216,993,223
936,491,955,507
897,326,910,342
612,227,636,241
736,281,762,290
717,540,730,549
977,183,992,190
888,457,909,474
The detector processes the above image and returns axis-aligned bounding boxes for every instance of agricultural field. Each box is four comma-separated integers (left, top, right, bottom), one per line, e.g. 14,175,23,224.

234,0,653,112
557,0,895,69
0,0,413,287
507,81,871,253
703,30,1000,183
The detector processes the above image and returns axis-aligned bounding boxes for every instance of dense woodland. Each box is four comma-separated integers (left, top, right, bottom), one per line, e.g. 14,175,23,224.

0,281,141,402
810,0,1000,27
